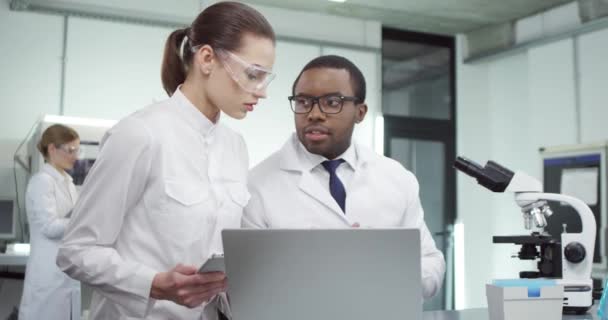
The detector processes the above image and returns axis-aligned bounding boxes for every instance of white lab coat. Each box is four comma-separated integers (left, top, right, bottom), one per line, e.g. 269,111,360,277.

20,163,81,320
57,88,248,320
243,134,446,299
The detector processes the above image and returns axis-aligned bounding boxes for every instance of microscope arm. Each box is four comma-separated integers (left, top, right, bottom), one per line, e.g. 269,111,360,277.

514,192,597,241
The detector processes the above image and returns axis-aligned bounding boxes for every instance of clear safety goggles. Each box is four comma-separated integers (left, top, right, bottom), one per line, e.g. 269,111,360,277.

59,144,82,157
192,46,275,94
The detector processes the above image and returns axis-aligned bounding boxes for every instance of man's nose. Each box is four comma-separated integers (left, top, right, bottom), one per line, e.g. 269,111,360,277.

307,102,326,121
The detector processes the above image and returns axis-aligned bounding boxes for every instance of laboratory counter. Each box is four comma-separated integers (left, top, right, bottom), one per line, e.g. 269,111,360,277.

0,253,28,266
2,254,603,320
423,307,599,320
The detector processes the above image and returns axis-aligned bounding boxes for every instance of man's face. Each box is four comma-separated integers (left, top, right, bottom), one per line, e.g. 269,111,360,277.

293,68,367,159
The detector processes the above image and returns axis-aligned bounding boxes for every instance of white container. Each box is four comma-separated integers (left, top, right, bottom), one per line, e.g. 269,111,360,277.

486,283,564,320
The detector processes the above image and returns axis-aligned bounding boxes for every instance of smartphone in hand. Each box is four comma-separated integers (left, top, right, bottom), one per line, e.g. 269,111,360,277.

198,254,225,273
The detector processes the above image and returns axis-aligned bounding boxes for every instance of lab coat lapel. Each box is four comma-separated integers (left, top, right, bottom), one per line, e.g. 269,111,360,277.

279,135,349,220
297,170,346,218
342,143,373,217
42,164,72,203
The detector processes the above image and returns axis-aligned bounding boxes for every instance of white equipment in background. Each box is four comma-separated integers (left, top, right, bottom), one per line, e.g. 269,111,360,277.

11,115,115,243
27,115,116,187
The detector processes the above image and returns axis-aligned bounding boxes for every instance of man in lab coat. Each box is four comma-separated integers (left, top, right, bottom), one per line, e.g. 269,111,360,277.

242,55,446,299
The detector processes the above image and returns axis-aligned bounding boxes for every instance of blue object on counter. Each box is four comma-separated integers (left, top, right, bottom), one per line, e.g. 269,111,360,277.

599,279,608,320
492,279,558,298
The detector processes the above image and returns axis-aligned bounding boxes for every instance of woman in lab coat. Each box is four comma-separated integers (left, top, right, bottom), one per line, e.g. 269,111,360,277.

56,2,276,319
19,124,81,320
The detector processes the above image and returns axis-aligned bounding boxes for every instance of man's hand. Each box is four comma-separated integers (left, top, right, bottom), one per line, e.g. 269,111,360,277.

150,264,228,308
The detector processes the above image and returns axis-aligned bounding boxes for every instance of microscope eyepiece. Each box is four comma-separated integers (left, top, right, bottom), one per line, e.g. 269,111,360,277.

454,157,485,178
454,156,514,192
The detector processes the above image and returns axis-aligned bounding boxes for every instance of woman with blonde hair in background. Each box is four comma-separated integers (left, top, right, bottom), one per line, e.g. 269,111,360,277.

19,124,81,319
57,1,276,319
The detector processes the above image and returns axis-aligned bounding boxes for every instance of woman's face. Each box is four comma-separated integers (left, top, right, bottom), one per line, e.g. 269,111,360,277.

48,139,80,171
206,34,276,119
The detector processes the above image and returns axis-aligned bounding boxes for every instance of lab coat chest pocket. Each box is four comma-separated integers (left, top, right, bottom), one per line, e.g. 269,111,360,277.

227,183,249,207
218,183,249,229
154,179,215,259
163,179,210,212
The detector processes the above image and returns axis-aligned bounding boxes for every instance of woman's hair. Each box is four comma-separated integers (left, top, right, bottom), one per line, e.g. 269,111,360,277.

37,124,79,159
161,1,275,96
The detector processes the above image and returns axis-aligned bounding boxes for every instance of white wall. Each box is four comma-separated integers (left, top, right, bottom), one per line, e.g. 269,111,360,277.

528,39,578,147
63,17,171,119
455,35,491,308
485,53,538,284
578,28,608,142
457,27,608,308
0,1,63,197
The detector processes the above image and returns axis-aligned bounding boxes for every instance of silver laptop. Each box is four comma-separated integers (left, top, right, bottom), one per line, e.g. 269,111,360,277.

221,229,422,320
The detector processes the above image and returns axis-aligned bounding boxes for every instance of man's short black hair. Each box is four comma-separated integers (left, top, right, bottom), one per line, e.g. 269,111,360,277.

292,55,366,103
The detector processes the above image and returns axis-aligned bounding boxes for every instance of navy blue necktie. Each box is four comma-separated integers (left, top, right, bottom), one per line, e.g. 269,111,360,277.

322,159,346,213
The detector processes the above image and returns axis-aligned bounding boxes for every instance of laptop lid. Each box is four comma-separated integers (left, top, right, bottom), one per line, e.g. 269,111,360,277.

222,228,422,320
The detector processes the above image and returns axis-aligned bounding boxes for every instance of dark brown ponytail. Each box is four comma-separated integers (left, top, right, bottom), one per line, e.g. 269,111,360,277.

160,1,275,97
161,28,190,97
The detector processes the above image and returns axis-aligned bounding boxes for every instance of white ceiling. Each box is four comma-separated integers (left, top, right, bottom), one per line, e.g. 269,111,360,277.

245,0,574,34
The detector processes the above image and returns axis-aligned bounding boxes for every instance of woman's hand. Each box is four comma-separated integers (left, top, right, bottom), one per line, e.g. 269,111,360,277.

151,264,228,308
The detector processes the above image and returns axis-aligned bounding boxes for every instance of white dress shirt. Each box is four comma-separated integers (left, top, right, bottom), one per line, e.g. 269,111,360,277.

57,88,250,320
298,139,356,194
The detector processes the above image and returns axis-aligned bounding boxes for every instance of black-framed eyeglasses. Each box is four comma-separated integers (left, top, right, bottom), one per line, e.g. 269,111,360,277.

288,94,360,114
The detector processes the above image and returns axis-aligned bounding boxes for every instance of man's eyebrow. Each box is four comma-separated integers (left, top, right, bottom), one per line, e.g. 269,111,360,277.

320,92,343,96
294,92,343,97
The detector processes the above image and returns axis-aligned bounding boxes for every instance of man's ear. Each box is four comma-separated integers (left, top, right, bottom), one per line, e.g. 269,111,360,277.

355,103,368,124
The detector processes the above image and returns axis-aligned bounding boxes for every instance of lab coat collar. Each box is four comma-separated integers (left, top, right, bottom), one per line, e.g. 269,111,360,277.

280,133,373,172
296,137,357,172
279,133,373,220
42,163,72,182
171,86,218,137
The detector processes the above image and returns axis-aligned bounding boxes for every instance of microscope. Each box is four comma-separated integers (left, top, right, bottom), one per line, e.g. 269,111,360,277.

454,156,596,314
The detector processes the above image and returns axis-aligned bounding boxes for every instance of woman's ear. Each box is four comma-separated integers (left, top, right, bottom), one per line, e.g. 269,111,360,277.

194,44,217,74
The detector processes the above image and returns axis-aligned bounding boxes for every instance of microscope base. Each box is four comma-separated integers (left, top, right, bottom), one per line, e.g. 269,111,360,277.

563,306,592,315
557,279,593,314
